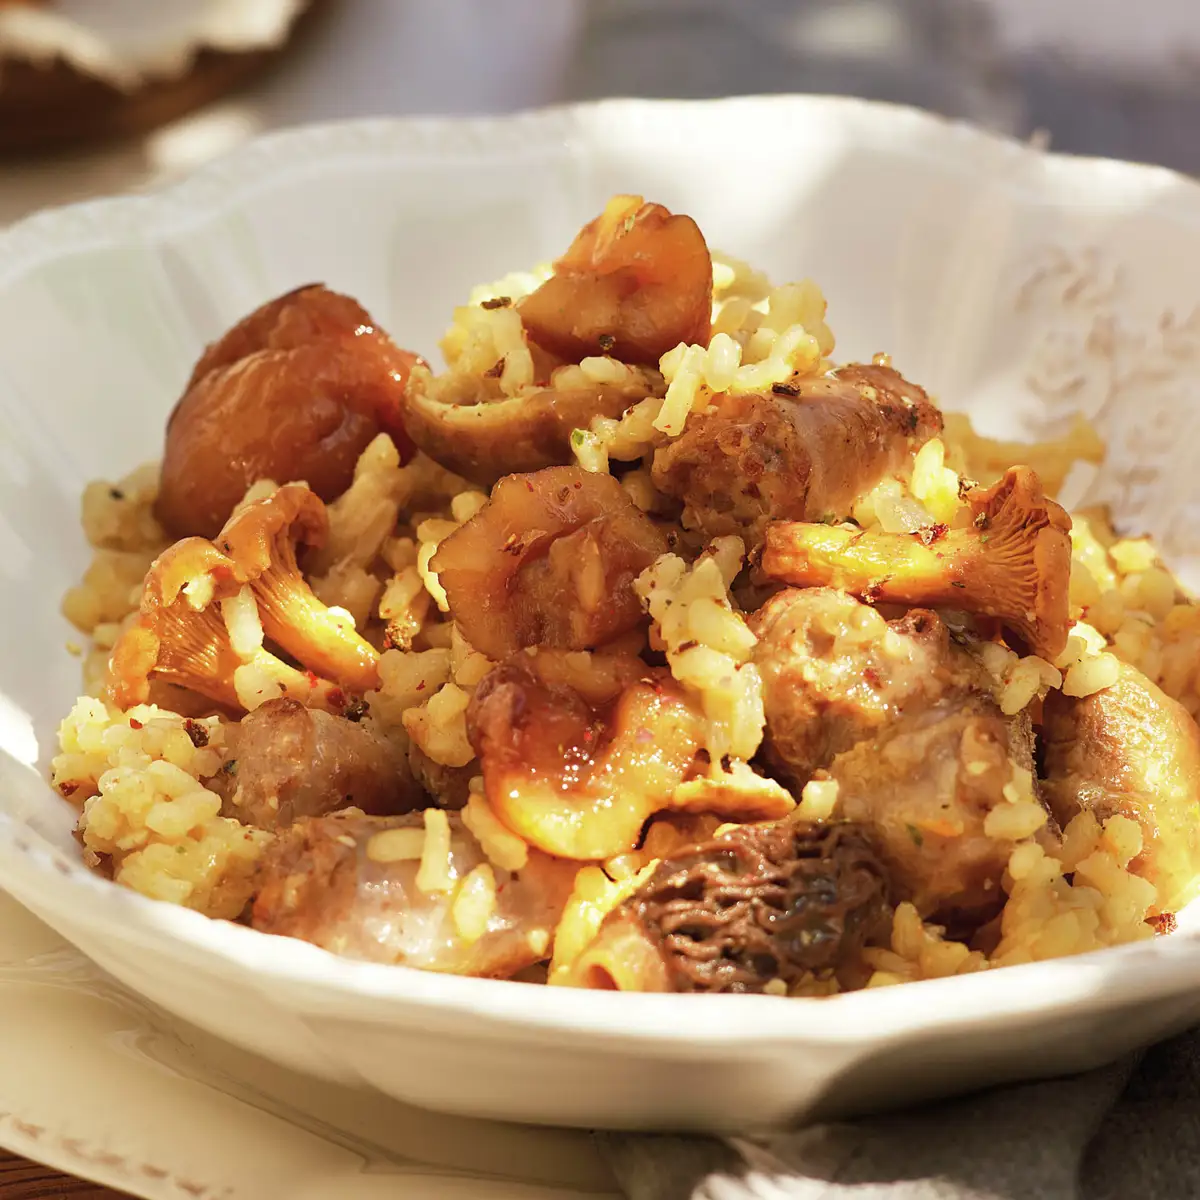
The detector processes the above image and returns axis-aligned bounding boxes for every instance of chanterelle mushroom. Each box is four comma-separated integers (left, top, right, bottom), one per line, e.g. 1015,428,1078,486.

760,466,1072,658
518,194,713,366
107,537,244,711
218,483,379,694
570,820,892,993
107,485,379,714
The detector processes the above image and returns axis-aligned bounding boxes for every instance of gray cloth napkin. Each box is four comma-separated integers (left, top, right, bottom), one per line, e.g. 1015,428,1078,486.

599,1027,1200,1199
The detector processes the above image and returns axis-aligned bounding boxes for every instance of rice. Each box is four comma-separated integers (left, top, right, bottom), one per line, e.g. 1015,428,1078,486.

79,462,164,552
976,641,1062,715
635,536,764,764
53,700,267,919
1067,512,1200,716
451,863,497,944
402,681,474,768
415,808,454,894
797,777,840,822
366,826,426,863
220,585,263,660
572,259,834,472
852,434,966,535
462,779,529,872
49,228,1200,993
414,492,486,615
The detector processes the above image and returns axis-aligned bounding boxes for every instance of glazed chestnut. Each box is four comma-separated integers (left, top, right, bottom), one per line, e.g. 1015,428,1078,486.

156,285,420,539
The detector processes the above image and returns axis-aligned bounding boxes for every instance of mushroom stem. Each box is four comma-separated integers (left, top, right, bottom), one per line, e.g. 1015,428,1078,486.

219,483,380,693
249,532,379,693
760,467,1072,658
401,368,656,489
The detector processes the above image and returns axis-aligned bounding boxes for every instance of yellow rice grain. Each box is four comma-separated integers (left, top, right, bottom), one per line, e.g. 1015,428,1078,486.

451,864,497,945
415,808,454,894
462,780,529,873
403,682,474,768
366,827,426,863
220,585,263,660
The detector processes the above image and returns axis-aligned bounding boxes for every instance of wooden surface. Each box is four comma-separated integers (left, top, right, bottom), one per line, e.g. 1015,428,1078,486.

0,1151,129,1198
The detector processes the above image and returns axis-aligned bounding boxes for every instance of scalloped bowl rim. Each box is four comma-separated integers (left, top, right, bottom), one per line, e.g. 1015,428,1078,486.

4,94,1200,1053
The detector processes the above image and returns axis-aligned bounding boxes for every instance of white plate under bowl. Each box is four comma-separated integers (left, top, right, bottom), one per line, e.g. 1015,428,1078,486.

3,96,1200,1134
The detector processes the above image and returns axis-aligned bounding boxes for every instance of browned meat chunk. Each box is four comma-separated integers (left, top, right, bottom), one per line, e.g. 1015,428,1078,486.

1043,662,1200,915
213,698,421,830
571,821,892,993
250,811,577,977
651,363,942,545
432,466,667,661
750,588,1047,926
749,588,981,789
157,285,420,539
829,694,1040,926
408,743,474,810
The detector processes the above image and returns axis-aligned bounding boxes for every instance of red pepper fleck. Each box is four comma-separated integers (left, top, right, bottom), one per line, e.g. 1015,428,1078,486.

58,782,79,796
128,718,143,730
417,681,426,691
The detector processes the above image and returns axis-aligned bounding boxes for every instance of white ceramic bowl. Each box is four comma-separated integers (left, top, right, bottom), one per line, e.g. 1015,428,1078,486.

4,96,1200,1134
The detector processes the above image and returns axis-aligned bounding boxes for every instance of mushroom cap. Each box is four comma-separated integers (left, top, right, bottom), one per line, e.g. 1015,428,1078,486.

576,820,893,993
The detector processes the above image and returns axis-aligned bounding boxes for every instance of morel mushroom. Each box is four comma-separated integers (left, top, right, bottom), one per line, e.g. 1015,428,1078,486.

401,364,659,488
570,820,892,993
250,810,577,978
432,466,668,662
651,363,943,546
213,698,422,831
518,195,712,366
760,466,1072,658
1043,660,1200,915
157,285,421,539
218,483,379,694
467,658,792,860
